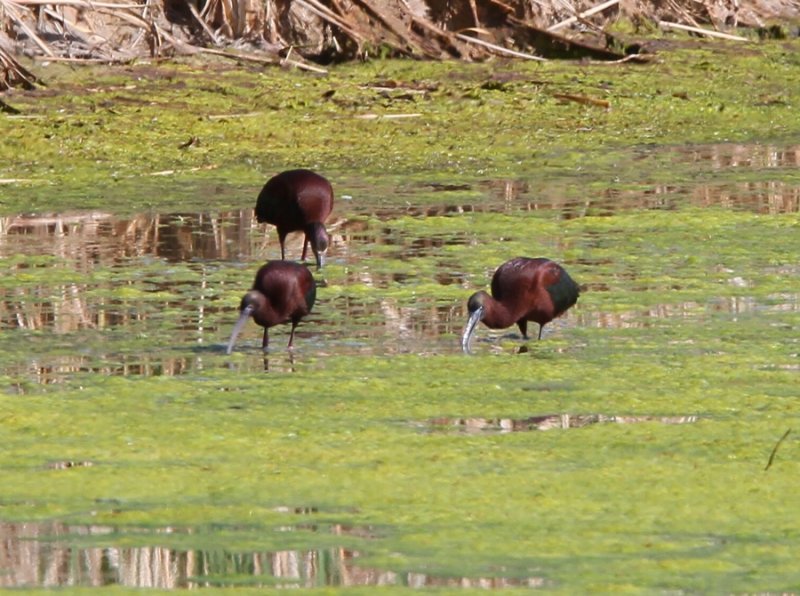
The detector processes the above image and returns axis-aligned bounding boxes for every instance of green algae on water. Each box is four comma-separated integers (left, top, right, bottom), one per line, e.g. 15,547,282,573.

1,39,800,591
2,39,800,214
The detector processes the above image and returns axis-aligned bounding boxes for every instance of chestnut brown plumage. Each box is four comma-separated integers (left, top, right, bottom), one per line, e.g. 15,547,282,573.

462,257,579,353
227,261,316,354
255,169,333,269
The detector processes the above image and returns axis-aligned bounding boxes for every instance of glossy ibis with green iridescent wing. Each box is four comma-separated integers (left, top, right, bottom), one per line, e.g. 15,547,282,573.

462,257,579,353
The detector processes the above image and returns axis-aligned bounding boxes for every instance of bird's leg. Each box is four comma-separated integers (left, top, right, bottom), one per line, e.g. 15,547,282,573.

287,321,298,349
301,238,309,262
261,328,270,351
538,324,544,340
517,320,528,340
279,232,288,260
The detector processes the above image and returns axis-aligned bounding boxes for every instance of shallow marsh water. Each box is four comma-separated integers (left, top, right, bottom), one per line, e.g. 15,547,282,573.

3,142,797,382
2,45,800,591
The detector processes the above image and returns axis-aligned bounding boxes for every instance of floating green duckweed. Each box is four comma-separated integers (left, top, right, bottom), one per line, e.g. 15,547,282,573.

1,39,800,591
2,39,800,213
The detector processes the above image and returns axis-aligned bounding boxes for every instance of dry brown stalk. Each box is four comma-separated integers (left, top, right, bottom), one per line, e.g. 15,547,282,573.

485,0,515,12
1,0,55,56
589,53,654,64
10,0,142,7
455,32,547,60
0,45,39,89
350,0,431,57
658,20,751,41
468,0,480,27
40,6,109,49
297,0,363,40
1,0,795,90
548,0,620,31
186,0,220,44
198,45,328,73
664,0,703,28
410,15,466,58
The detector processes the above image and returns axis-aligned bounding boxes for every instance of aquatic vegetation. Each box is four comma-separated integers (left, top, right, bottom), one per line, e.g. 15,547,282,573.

1,39,800,213
1,40,799,591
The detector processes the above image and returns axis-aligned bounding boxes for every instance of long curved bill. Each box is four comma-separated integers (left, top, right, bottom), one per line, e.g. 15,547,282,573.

461,306,484,354
312,248,326,270
226,305,254,355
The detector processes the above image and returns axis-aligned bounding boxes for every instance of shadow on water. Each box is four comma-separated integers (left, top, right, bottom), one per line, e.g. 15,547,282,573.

0,521,544,589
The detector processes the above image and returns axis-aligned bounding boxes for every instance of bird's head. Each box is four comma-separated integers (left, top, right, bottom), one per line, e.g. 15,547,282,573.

226,291,264,355
307,223,330,270
461,291,489,354
240,290,266,312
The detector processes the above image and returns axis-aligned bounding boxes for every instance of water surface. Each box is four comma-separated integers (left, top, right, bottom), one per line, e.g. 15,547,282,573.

1,141,799,591
0,521,544,588
2,142,797,383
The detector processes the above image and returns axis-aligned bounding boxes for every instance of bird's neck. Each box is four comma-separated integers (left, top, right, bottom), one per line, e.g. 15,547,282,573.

243,292,274,326
481,297,520,330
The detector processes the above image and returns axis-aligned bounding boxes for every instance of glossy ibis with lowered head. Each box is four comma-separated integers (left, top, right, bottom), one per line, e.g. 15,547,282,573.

461,257,579,353
255,169,333,269
226,261,316,354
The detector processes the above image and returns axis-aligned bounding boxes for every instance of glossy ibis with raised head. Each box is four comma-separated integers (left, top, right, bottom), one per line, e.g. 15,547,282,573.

226,261,316,354
461,257,579,353
255,169,333,269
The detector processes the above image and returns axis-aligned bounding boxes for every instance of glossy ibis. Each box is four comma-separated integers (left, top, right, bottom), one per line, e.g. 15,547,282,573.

255,169,333,269
461,257,579,353
226,261,316,354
